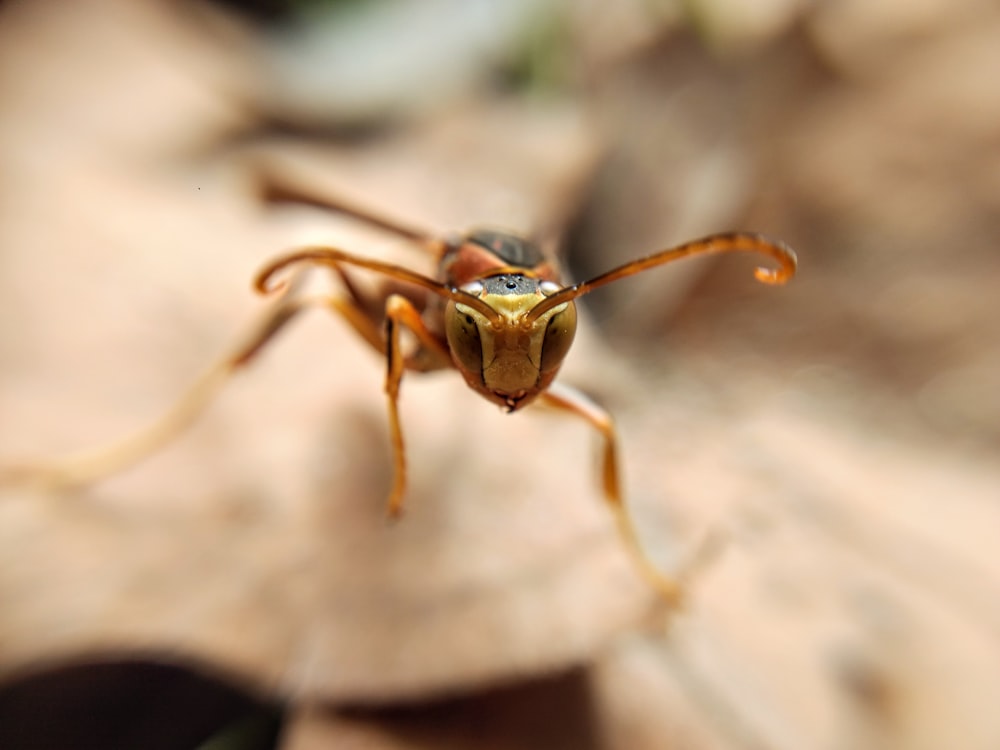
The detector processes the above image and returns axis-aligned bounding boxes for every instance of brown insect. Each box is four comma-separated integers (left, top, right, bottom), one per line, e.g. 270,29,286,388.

2,171,797,604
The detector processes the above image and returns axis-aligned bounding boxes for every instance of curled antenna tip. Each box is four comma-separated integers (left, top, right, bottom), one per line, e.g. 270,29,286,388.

255,274,287,296
754,266,783,285
753,242,798,285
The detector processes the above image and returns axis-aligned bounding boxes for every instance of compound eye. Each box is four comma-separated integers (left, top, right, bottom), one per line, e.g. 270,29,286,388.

445,303,485,376
539,301,577,374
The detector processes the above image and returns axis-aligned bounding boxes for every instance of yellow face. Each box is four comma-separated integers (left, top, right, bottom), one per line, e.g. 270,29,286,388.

445,273,577,411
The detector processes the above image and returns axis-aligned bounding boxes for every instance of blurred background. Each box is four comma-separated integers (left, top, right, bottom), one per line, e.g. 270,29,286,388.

0,0,998,748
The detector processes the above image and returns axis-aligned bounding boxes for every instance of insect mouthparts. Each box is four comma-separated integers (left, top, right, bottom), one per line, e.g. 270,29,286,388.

503,393,528,411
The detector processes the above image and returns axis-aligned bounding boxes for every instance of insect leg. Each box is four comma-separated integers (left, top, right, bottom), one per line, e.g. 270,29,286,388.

380,293,452,519
257,166,443,253
0,283,322,492
322,282,389,354
539,382,684,606
320,266,452,374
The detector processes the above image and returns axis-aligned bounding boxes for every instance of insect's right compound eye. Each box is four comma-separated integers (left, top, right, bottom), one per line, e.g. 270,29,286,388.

445,303,485,377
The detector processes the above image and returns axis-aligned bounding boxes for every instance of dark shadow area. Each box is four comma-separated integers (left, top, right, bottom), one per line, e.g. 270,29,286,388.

0,657,284,750
332,666,602,750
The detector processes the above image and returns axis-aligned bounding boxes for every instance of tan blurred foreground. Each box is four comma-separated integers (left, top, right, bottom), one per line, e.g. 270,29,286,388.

1,1,999,748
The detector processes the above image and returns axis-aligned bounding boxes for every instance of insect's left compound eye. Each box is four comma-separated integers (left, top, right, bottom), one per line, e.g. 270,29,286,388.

539,301,577,374
445,303,486,376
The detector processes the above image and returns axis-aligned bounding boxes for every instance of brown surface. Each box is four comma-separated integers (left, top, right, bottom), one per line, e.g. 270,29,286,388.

1,0,999,748
0,0,655,704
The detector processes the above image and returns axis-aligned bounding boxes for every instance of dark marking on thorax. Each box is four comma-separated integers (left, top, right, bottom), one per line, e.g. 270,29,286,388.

465,230,545,269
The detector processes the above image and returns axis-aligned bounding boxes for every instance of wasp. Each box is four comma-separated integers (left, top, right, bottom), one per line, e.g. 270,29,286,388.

1,171,796,604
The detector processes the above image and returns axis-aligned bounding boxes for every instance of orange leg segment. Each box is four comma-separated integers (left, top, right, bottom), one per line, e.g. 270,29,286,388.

381,293,453,519
540,382,684,606
0,288,318,491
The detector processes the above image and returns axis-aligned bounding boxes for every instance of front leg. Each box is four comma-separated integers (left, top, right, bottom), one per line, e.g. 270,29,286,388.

381,293,452,518
540,382,684,606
